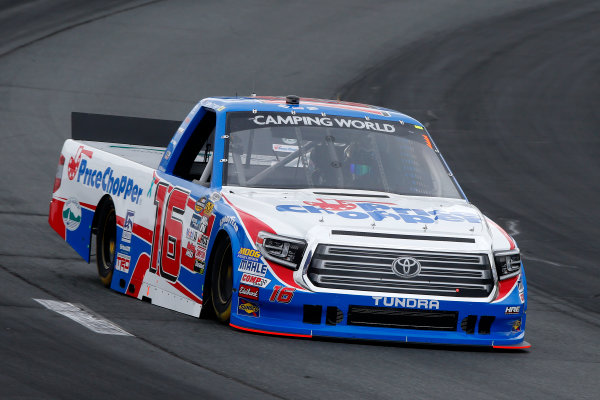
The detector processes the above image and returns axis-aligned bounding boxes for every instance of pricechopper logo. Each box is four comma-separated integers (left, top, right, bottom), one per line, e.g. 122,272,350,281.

73,159,144,204
67,146,93,180
276,198,482,223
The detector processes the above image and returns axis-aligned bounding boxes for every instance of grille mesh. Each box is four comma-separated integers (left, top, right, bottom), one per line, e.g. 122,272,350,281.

307,244,494,298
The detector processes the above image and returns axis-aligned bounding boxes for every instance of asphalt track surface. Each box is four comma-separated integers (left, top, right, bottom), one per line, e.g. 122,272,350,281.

0,1,598,399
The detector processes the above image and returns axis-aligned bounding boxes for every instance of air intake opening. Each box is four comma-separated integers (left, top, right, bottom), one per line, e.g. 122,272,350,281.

303,305,322,324
326,306,344,325
461,315,478,334
478,316,495,334
347,306,458,331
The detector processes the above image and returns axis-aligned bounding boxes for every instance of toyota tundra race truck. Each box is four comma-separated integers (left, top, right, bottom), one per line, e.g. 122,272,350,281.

48,95,529,348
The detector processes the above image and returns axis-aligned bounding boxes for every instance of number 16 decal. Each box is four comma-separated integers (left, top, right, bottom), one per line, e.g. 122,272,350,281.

150,182,189,282
269,286,295,303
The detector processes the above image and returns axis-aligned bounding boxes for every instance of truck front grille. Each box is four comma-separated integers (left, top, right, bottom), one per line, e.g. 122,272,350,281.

306,244,494,298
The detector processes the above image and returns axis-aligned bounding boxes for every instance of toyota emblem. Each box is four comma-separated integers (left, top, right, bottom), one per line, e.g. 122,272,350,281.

392,257,422,278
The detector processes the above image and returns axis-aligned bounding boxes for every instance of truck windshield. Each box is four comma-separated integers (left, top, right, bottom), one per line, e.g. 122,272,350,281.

224,111,462,199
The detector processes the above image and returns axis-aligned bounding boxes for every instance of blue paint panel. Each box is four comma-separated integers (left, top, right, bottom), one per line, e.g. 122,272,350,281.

65,207,94,262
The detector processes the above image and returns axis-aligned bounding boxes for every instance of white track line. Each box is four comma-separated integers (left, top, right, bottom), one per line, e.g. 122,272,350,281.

34,299,133,336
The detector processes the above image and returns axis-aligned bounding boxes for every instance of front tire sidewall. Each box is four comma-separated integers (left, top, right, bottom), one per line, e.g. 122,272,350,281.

211,240,233,323
96,204,116,287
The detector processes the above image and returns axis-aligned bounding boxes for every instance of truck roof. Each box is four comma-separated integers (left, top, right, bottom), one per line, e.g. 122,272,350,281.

199,96,422,126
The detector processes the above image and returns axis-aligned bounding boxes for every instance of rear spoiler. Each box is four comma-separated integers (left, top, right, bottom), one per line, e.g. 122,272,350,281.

71,112,181,147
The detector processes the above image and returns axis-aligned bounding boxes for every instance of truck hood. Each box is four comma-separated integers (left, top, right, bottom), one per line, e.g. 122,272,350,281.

223,187,492,250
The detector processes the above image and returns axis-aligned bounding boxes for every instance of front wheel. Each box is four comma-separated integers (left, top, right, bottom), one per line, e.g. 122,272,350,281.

96,201,116,287
210,239,233,323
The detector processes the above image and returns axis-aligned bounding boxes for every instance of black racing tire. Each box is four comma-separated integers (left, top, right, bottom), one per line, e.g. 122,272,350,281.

96,201,116,287
210,239,233,323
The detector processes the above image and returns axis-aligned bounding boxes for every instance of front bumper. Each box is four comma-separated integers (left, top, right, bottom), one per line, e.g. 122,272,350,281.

230,271,528,348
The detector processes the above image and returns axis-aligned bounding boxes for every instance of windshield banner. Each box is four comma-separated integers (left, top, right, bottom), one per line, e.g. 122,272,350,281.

228,112,423,135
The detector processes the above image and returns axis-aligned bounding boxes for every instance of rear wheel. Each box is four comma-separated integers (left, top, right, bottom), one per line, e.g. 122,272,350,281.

96,201,116,287
210,239,233,323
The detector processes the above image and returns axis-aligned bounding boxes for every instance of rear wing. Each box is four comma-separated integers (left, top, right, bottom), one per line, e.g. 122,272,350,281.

72,112,181,147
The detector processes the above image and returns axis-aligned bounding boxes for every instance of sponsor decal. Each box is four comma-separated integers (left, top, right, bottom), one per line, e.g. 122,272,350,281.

238,247,261,261
372,297,440,310
276,199,481,223
116,253,130,273
238,259,268,276
199,216,209,234
241,273,271,288
273,143,299,153
512,319,522,332
185,242,195,258
67,146,93,180
122,210,134,243
190,214,201,230
198,234,209,248
203,201,214,217
200,100,226,111
195,245,206,261
251,114,396,133
75,160,143,204
186,228,198,241
119,243,130,253
62,198,82,231
391,257,421,279
238,284,259,301
195,196,207,213
210,192,222,202
518,277,525,303
194,259,205,274
219,216,238,232
269,286,295,303
505,306,521,315
147,175,159,198
164,150,171,160
238,298,260,317
276,104,319,111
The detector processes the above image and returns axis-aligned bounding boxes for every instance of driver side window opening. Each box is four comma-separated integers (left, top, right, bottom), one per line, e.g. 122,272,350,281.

172,109,216,184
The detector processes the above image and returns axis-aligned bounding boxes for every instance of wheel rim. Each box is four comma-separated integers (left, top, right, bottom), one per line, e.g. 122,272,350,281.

217,243,233,304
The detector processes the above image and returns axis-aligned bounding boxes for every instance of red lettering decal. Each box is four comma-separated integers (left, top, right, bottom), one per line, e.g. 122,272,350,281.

269,285,295,303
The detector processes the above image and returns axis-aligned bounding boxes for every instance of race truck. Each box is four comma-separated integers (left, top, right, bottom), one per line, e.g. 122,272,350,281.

49,95,528,348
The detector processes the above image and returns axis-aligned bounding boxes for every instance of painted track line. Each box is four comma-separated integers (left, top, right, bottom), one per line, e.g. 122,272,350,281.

34,299,133,336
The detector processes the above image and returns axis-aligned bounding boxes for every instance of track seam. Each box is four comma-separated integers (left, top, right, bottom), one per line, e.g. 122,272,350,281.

0,0,165,59
135,336,289,400
0,211,47,216
0,262,288,399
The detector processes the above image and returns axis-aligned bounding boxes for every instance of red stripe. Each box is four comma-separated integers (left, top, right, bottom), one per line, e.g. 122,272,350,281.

222,195,304,290
127,253,151,298
80,201,97,211
493,275,519,302
171,281,202,303
48,198,66,240
493,343,531,349
230,323,311,338
487,218,516,250
116,215,153,244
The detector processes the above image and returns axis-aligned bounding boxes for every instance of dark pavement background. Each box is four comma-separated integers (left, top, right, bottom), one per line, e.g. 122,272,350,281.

0,1,597,399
